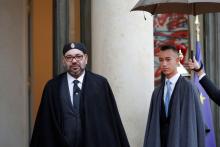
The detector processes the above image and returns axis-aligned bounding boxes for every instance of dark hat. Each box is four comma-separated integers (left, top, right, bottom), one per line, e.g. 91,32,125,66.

63,42,87,55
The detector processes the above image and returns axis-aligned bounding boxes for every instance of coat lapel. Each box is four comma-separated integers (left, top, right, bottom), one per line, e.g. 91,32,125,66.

60,74,74,111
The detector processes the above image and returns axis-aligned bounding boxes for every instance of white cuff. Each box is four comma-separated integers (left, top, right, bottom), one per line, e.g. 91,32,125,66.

199,73,206,80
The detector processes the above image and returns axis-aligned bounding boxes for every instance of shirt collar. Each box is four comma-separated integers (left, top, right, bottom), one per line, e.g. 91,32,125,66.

165,73,180,85
67,71,85,85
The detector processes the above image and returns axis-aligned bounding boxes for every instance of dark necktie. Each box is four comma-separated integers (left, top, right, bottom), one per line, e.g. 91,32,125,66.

73,80,81,110
165,80,171,116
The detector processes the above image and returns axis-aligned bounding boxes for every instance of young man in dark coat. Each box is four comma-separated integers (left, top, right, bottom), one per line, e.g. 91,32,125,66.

30,42,130,147
143,45,205,147
188,57,220,106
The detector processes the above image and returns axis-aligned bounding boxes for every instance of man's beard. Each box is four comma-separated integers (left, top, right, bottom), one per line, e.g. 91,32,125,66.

63,64,85,78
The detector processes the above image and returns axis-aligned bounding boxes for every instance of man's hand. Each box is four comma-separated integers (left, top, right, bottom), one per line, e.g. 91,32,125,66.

187,56,200,70
187,56,205,77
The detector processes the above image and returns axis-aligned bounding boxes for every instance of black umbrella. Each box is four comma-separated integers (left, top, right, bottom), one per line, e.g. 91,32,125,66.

131,0,220,16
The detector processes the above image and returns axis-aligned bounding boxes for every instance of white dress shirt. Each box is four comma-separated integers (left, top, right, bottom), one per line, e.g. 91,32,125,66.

67,71,85,105
163,73,180,102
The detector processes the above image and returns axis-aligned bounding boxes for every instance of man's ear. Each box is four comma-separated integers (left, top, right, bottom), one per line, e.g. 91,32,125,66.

84,54,88,64
176,55,180,63
62,56,66,65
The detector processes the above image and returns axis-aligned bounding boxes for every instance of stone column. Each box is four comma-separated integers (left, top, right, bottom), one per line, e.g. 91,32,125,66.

0,0,28,146
204,13,220,146
91,1,154,146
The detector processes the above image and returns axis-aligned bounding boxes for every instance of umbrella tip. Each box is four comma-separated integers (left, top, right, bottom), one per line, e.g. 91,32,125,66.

143,12,146,20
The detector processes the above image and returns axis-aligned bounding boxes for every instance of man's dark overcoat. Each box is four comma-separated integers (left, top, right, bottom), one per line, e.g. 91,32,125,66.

30,71,130,147
200,75,220,106
143,76,205,147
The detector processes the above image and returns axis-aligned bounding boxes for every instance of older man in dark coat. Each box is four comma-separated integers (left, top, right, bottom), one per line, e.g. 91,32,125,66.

30,42,130,147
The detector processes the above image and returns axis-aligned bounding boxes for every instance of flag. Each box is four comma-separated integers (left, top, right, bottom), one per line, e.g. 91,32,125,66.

194,41,216,147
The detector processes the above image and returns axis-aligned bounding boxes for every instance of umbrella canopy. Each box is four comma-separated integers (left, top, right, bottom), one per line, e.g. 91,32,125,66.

131,0,220,15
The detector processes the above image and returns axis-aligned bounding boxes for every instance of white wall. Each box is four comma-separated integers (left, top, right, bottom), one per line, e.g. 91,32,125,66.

0,0,28,146
91,0,154,146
